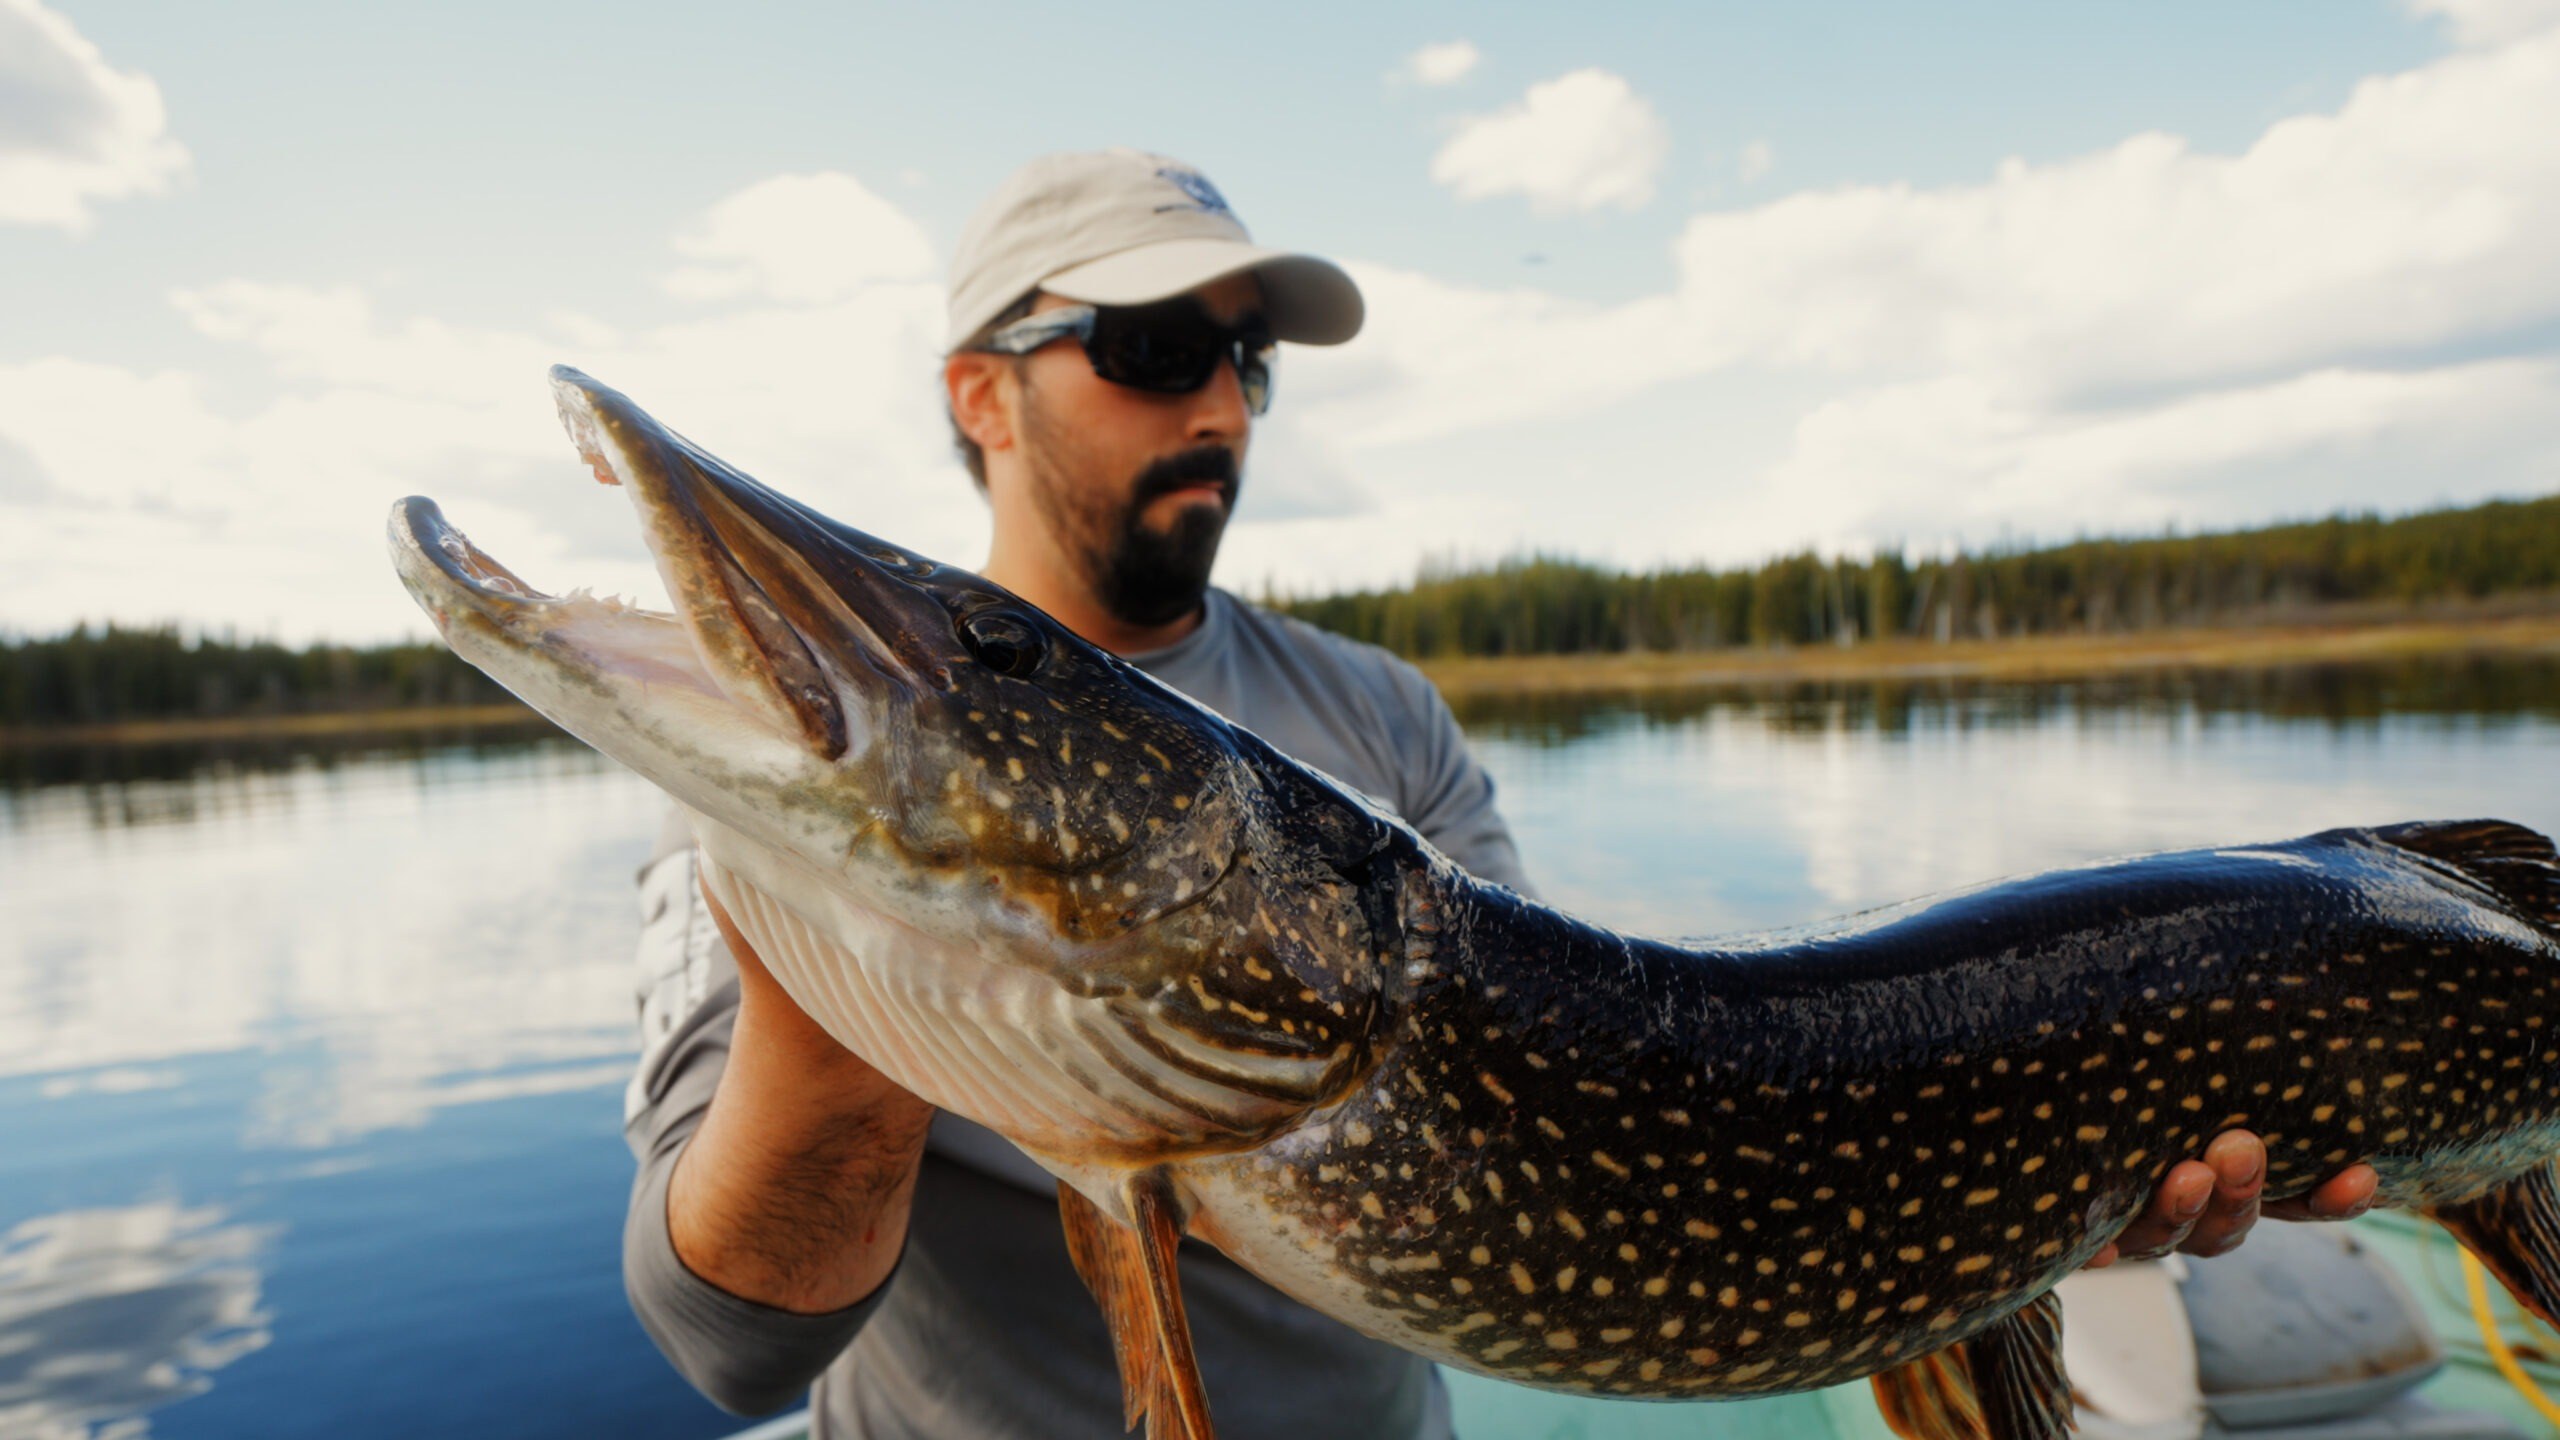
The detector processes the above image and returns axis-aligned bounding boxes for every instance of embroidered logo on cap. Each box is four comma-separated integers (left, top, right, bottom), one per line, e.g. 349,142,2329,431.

1154,166,1233,216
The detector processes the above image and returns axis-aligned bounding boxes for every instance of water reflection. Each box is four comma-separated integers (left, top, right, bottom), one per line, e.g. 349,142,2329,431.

0,657,2552,1438
0,742,657,1145
1451,652,2560,746
0,724,588,834
0,1202,273,1440
0,718,567,792
1468,655,2560,941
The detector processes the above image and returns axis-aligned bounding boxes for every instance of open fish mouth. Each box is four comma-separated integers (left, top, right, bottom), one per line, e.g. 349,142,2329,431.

389,366,968,764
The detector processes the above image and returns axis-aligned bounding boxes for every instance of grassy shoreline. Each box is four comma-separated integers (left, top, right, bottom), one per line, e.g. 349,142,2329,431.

5,615,2558,748
1414,614,2560,698
0,703,551,748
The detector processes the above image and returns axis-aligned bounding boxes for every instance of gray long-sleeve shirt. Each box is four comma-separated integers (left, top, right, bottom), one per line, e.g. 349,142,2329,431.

622,589,1534,1439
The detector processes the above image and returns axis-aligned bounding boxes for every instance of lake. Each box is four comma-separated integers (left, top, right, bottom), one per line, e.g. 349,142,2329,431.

4,655,2557,1439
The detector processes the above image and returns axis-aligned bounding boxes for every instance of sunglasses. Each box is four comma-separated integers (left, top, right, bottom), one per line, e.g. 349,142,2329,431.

977,299,1276,416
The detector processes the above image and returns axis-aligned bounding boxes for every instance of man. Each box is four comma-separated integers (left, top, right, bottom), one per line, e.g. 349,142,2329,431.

621,149,2376,1439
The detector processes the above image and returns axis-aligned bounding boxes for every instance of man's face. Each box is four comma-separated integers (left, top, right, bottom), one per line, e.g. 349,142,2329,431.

1012,274,1261,629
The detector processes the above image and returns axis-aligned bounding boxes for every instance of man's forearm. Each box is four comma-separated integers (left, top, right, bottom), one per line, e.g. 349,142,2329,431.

667,901,938,1314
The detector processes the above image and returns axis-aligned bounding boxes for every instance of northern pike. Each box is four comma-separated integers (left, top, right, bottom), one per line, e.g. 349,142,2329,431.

390,368,2560,1440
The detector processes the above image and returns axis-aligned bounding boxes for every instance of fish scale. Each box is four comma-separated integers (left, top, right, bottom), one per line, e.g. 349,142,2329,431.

1187,827,2560,1400
391,368,2560,1440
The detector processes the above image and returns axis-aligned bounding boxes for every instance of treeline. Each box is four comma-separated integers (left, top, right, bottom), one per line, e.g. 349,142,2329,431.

7,495,2559,728
0,625,513,729
1275,495,2560,658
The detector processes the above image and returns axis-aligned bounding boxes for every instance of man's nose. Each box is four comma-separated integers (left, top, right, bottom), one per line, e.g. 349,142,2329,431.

1183,354,1251,442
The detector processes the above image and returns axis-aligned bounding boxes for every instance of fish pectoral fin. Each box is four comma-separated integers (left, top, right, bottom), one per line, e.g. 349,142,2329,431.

1870,1290,2072,1440
2432,1160,2560,1328
1057,1174,1218,1440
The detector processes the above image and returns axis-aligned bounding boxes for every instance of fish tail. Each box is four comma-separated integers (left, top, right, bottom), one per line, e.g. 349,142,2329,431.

2374,819,2560,935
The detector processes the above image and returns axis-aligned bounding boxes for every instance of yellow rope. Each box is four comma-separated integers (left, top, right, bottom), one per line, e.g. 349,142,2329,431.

2459,1246,2560,1432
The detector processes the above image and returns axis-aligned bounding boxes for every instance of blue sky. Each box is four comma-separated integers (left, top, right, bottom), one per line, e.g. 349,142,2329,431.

6,0,2557,639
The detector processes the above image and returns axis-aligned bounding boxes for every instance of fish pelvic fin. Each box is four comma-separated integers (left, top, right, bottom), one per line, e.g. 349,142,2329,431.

1871,1347,1981,1440
2375,819,2560,933
1058,1173,1218,1440
1968,1289,2073,1440
2432,1161,2560,1329
1870,1289,2072,1440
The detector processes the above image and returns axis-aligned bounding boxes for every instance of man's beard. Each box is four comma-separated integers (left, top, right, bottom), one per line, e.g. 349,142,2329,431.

1026,427,1241,629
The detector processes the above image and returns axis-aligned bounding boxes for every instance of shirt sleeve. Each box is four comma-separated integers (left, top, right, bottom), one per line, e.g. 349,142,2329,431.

1379,660,1538,899
620,827,896,1415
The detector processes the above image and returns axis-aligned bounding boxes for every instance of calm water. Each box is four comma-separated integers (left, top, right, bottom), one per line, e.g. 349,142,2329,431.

3,656,2557,1440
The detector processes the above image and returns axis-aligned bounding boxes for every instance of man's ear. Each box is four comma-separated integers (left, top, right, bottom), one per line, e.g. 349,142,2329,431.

946,353,1016,457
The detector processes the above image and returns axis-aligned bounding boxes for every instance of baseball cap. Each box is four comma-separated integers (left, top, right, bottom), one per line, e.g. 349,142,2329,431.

944,148,1364,353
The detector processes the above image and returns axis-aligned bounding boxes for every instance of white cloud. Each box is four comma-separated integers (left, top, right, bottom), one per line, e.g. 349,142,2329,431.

9,15,2560,638
0,265,954,640
662,171,937,304
1267,20,2560,573
1758,360,2560,552
1399,39,1481,87
2406,0,2560,47
1662,30,2560,404
1737,138,1775,183
1430,68,1669,215
0,0,187,231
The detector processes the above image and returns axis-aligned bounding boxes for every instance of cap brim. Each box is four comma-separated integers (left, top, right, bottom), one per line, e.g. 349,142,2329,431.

1041,238,1364,345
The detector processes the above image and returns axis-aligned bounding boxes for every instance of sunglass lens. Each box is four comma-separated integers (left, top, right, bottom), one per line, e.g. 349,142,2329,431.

1238,341,1273,416
1088,307,1222,394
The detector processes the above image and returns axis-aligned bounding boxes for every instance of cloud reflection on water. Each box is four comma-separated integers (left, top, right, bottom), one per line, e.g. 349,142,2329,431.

0,1201,273,1440
0,741,665,1147
1476,663,2560,939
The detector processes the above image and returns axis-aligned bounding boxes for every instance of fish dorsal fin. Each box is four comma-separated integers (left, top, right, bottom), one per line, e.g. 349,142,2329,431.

1057,1174,1218,1440
2432,1161,2560,1328
2375,819,2560,930
1870,1290,2072,1440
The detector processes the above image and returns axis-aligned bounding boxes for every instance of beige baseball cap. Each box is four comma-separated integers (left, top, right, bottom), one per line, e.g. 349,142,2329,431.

944,148,1364,353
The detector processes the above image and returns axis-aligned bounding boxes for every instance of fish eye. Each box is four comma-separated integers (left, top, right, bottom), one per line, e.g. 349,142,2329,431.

959,610,1046,677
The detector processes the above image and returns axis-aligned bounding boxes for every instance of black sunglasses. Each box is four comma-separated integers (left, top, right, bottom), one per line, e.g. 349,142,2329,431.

977,299,1276,416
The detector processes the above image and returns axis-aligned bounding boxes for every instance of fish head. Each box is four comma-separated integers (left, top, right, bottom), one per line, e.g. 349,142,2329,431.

390,367,1402,1160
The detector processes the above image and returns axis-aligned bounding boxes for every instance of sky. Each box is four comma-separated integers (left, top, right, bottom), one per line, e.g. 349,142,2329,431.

5,0,2560,642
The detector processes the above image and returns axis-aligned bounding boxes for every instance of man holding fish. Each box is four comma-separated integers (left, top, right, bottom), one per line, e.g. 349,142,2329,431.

616,150,2377,1437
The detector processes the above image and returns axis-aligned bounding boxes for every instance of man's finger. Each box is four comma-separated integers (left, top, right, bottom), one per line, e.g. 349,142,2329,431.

2177,1130,2267,1258
2098,1158,2213,1266
2262,1164,2381,1222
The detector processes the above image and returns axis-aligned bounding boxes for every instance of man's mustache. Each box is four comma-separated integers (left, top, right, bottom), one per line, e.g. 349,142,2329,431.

1131,447,1240,509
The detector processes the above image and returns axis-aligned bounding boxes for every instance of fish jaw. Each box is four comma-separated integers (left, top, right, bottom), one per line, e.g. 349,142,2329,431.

392,367,1410,1175
386,496,831,841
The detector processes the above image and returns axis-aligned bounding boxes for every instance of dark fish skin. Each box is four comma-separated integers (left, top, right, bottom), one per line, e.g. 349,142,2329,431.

392,371,2560,1438
1187,821,2560,1400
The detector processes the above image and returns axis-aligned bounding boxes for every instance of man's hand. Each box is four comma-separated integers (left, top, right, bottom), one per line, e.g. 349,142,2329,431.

664,882,937,1313
2082,1130,2380,1269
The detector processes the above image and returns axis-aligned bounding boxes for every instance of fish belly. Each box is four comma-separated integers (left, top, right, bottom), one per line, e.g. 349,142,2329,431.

688,817,1298,1167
